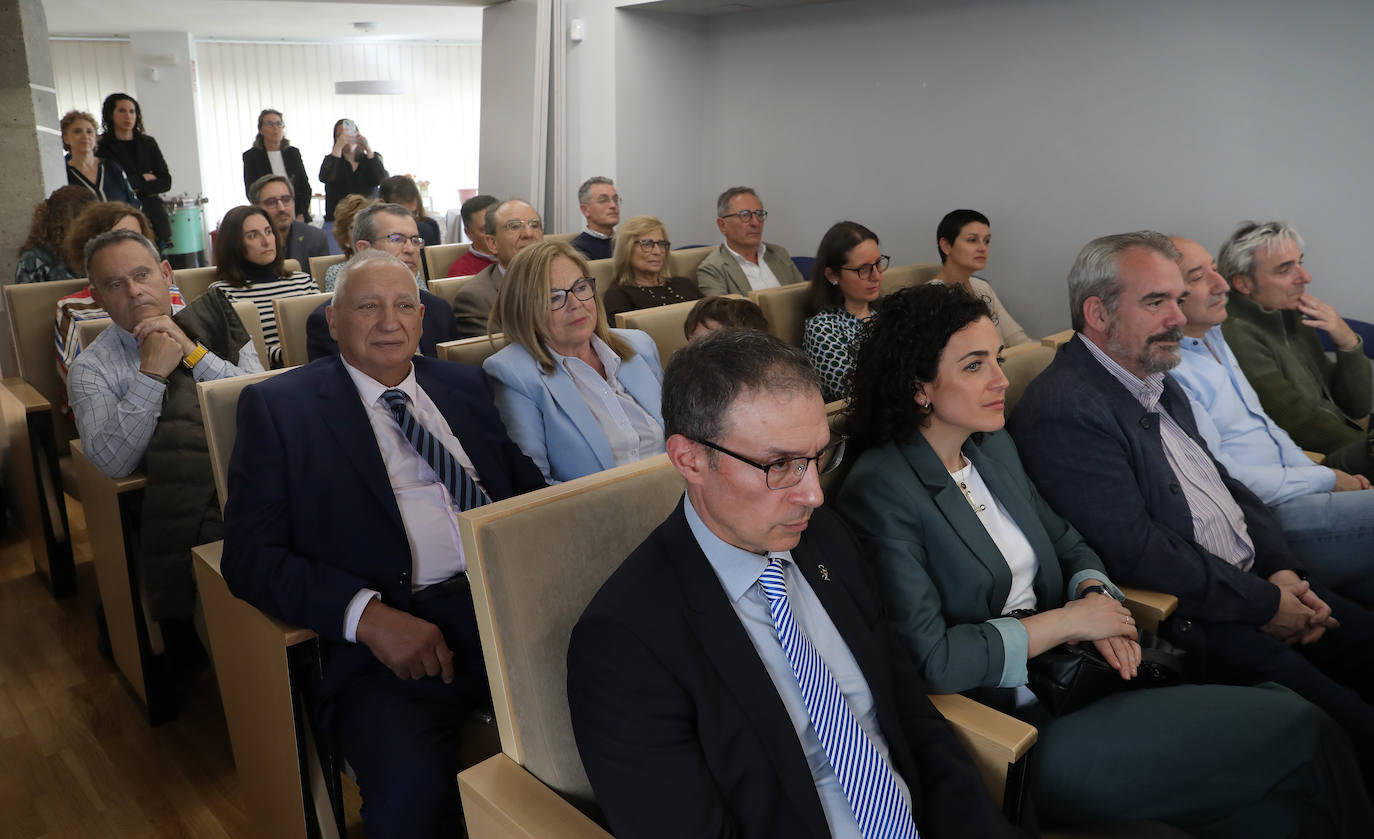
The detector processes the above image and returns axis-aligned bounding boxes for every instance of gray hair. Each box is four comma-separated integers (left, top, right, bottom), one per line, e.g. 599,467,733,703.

84,228,161,276
577,176,614,205
1216,220,1305,285
715,186,759,219
352,202,414,245
331,249,416,306
247,173,292,205
1066,231,1179,332
484,198,538,237
662,328,821,446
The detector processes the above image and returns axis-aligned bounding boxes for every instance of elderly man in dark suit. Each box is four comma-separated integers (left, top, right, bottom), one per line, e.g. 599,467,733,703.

1008,230,1374,789
222,249,545,838
567,329,1023,839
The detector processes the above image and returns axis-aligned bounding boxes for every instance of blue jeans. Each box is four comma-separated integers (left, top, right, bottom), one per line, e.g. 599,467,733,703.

1272,488,1374,606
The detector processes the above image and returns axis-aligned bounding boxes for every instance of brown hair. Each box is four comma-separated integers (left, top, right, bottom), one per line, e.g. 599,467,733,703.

379,175,427,219
682,296,769,339
64,201,153,274
490,240,634,374
20,186,96,257
333,195,376,255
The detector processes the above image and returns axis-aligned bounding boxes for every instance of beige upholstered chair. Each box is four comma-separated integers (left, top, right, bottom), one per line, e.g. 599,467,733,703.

423,242,469,282
456,454,1041,837
172,266,218,303
1041,329,1074,349
1,277,88,596
880,262,942,295
749,282,811,348
667,246,715,278
274,292,332,368
284,258,302,274
614,298,700,363
428,275,476,309
75,300,267,369
194,370,347,839
586,258,614,307
545,232,578,246
439,334,509,367
309,254,345,288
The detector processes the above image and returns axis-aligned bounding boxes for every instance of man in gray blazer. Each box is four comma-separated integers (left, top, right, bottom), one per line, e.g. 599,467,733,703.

694,186,805,296
452,199,544,337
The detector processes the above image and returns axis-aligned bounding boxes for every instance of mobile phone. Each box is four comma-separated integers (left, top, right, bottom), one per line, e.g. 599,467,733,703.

341,119,358,137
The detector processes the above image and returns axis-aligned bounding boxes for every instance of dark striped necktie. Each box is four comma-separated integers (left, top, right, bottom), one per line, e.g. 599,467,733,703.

380,388,491,511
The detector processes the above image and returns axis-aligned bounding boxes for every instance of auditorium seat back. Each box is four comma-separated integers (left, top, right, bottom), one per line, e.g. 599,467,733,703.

198,369,287,510
880,262,941,295
439,334,509,367
172,266,217,303
428,275,476,308
1001,342,1055,418
274,292,332,368
309,254,344,288
749,282,811,348
615,298,702,363
1041,328,1074,348
460,454,683,802
544,232,578,246
5,277,89,447
423,242,469,283
586,258,614,306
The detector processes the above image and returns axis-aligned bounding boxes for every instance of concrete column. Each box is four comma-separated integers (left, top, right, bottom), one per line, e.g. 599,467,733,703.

0,0,66,377
127,32,204,200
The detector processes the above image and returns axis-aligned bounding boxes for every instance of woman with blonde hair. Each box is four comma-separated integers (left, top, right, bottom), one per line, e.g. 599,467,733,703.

61,110,139,208
323,194,376,291
483,240,664,483
601,215,702,322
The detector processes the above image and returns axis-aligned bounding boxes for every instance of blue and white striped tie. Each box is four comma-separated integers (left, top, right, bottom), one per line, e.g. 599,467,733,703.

758,557,919,839
380,389,491,512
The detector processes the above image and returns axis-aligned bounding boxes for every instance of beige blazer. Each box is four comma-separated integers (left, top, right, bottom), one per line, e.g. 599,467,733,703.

694,242,806,297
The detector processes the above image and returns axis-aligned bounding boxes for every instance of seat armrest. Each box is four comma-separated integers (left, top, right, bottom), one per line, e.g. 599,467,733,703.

928,692,1036,811
68,440,147,493
2,376,51,413
1304,450,1326,465
1120,587,1178,633
458,754,612,839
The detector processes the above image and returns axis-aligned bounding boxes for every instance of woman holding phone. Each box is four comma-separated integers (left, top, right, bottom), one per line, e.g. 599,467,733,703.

319,118,388,231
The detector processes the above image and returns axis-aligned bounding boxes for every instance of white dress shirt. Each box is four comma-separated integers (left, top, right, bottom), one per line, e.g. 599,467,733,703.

951,458,1038,613
551,335,665,467
266,149,286,177
725,242,781,291
341,359,486,641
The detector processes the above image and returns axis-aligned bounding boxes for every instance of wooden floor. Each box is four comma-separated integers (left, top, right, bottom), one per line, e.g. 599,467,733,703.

0,497,363,838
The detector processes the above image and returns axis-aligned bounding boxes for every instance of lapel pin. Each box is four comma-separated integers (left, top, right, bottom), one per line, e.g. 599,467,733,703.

817,565,830,581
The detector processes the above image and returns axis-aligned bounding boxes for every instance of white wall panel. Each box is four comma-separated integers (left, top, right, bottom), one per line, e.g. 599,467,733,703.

50,39,137,125
194,40,480,231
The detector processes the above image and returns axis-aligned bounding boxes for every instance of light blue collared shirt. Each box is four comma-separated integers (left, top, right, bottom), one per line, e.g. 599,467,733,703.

1172,327,1336,505
684,494,911,839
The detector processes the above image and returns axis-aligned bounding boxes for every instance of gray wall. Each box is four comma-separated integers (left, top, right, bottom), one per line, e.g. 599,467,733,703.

633,0,1374,337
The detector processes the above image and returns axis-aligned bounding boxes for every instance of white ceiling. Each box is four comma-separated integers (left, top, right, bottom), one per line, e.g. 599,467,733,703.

42,0,489,41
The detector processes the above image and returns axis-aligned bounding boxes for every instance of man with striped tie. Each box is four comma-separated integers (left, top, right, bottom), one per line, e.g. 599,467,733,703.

223,249,546,838
567,329,1022,838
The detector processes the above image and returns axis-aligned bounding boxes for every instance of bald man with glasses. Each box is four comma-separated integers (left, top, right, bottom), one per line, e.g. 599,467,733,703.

452,199,545,338
695,186,806,296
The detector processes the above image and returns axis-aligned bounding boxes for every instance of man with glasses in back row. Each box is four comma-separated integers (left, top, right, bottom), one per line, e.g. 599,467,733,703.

249,173,329,269
452,199,545,337
695,186,806,296
570,176,619,261
568,328,1023,839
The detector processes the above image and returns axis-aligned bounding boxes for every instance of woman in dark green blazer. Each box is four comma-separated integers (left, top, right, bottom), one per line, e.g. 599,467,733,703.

834,283,1371,837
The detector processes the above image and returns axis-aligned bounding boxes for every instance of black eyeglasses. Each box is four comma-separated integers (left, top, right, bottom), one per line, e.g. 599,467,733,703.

261,195,294,209
720,209,768,222
839,255,891,281
634,238,671,252
550,276,597,310
374,233,425,247
691,437,846,490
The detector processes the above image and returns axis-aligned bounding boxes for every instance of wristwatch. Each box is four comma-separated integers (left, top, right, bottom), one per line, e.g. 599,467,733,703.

1078,584,1124,602
182,343,208,370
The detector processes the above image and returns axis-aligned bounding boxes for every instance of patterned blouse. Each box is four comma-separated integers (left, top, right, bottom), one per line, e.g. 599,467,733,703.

803,305,873,403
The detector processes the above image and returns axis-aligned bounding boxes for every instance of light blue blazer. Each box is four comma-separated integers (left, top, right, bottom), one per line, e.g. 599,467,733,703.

483,328,664,483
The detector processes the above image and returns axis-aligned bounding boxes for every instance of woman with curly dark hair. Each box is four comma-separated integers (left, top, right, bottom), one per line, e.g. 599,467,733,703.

16,186,95,283
834,282,1369,835
96,93,173,247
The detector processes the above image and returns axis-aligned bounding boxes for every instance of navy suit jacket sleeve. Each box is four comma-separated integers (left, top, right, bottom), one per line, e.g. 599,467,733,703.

305,302,337,361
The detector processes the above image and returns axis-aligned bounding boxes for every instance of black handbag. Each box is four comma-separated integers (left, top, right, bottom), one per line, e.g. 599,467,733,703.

1018,617,1188,716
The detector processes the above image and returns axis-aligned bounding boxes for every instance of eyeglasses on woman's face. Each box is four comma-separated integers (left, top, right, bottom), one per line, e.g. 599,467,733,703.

550,276,597,310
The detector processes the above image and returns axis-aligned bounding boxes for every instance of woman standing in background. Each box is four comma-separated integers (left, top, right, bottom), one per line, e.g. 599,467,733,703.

96,93,172,248
242,109,313,223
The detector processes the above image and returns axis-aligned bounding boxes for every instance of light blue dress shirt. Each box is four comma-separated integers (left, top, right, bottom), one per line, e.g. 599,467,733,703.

1172,326,1335,505
684,494,911,839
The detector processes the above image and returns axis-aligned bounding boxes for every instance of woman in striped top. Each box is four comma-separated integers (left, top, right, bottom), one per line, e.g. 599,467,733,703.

209,206,318,368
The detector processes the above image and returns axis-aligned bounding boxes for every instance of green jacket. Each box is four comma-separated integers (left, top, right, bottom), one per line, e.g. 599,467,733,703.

1221,293,1371,454
834,430,1112,697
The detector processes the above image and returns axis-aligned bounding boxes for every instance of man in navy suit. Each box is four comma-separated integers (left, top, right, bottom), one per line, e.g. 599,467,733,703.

1009,231,1374,789
222,249,545,838
567,329,1021,838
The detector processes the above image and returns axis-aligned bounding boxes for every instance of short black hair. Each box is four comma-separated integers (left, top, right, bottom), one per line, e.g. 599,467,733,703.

846,283,993,446
663,329,819,444
935,209,990,264
461,194,499,231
